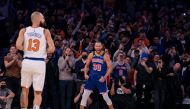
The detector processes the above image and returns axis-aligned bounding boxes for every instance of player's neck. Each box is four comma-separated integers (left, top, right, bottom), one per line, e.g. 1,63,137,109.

31,23,40,28
95,51,103,56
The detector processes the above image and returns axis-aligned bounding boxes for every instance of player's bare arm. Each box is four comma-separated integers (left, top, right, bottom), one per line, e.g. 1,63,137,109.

104,53,113,79
45,29,55,53
84,53,93,79
16,28,26,51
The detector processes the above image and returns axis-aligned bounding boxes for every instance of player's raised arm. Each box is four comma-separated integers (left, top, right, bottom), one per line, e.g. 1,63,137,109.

44,29,55,53
104,53,113,79
84,53,93,79
16,28,25,51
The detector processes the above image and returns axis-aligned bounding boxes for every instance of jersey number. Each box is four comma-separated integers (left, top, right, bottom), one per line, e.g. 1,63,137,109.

93,64,102,71
27,39,40,52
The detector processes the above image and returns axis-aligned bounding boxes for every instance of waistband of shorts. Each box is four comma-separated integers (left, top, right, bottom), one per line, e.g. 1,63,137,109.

24,57,45,61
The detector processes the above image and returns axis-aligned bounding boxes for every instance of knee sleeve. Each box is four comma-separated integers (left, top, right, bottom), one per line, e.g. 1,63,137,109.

80,89,92,107
102,93,112,105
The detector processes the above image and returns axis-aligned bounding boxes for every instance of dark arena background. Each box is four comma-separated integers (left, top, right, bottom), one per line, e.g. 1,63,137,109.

0,0,190,109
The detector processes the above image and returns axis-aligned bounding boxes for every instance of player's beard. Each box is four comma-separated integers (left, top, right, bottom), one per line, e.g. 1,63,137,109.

40,21,47,28
96,49,101,54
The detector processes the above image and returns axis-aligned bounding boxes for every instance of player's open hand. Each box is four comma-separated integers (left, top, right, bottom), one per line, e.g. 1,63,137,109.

84,74,89,80
99,76,105,83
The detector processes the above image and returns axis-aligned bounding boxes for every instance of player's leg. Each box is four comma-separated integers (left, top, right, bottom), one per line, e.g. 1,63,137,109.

20,60,33,109
97,80,114,109
80,77,94,109
102,92,114,109
32,61,46,109
20,87,29,109
33,91,42,109
80,89,92,109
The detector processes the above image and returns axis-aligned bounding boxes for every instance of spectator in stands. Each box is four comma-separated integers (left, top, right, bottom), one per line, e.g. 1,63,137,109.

149,36,165,55
134,53,154,109
128,39,150,59
182,61,190,97
134,31,150,47
0,77,15,109
153,58,167,109
165,63,185,109
58,47,76,109
75,51,88,81
110,76,135,109
53,39,63,65
112,52,128,80
3,45,22,108
41,53,59,109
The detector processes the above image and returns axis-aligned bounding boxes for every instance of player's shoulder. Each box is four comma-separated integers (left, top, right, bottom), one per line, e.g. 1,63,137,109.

89,52,93,56
19,28,26,33
44,28,50,33
104,52,110,58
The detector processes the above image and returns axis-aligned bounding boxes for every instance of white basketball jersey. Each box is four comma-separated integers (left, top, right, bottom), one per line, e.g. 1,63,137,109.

23,26,47,59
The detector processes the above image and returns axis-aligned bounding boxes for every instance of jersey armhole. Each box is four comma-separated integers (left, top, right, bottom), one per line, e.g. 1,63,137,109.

22,28,26,34
43,29,47,40
103,52,107,62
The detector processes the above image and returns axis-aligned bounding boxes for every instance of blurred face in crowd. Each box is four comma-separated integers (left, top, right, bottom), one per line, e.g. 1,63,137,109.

153,36,160,44
153,54,160,62
125,56,132,64
134,50,140,58
94,42,103,53
157,59,164,66
88,43,94,51
85,38,91,45
121,36,129,44
169,46,177,55
138,39,145,47
0,81,6,89
181,53,189,61
117,53,125,62
47,53,53,59
108,34,113,41
54,40,61,47
165,30,171,39
64,47,72,56
89,31,95,38
9,46,17,54
81,51,88,60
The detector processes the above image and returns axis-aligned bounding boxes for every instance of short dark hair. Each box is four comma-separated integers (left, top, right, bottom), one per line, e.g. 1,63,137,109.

95,41,102,44
0,76,7,82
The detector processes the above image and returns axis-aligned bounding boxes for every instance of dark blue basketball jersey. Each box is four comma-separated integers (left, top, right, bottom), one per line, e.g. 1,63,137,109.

112,63,128,79
89,52,107,76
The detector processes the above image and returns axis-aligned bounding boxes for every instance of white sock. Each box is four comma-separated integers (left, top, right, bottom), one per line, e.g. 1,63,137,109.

33,105,40,109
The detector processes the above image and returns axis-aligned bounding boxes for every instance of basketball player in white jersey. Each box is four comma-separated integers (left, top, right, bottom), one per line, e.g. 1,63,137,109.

16,11,55,109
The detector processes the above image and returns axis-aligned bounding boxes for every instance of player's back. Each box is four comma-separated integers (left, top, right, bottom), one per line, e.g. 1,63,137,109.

23,26,47,59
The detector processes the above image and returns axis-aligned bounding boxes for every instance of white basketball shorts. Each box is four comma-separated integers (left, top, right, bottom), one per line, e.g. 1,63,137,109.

21,59,46,91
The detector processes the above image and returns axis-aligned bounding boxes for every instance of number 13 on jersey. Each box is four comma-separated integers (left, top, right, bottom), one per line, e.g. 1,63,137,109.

27,38,40,52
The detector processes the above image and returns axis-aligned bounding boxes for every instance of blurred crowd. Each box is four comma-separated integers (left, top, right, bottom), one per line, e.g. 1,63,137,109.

0,0,190,109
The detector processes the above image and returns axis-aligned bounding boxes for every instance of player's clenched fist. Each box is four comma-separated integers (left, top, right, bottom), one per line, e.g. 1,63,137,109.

84,74,89,80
